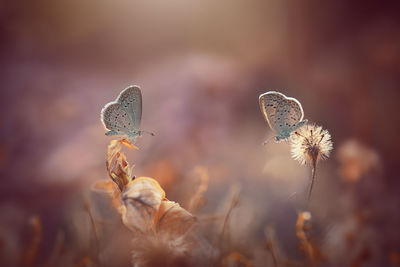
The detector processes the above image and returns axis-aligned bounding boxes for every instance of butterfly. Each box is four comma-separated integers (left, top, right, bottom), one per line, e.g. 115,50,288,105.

101,85,154,141
259,91,307,143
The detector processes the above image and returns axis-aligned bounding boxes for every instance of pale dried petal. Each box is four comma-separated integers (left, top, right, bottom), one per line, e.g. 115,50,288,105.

155,200,197,236
121,177,166,233
90,179,122,221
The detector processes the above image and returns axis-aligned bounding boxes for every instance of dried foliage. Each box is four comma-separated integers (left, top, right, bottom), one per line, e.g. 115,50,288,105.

295,211,322,267
120,177,166,234
106,139,138,191
103,140,201,266
3,124,389,267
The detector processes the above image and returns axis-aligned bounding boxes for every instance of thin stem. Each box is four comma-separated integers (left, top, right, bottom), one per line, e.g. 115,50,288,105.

85,202,103,267
219,192,240,248
265,228,279,267
308,158,317,201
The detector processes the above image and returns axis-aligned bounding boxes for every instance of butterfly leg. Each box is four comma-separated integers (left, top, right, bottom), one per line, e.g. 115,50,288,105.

105,130,120,136
294,119,308,130
128,132,140,138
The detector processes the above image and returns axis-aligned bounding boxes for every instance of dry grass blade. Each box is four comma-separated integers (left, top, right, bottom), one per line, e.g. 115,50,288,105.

21,216,42,267
296,211,317,267
219,185,240,248
45,230,65,267
84,201,103,267
188,166,209,213
264,226,280,267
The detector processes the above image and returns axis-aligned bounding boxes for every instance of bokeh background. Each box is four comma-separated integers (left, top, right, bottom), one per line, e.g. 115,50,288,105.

1,0,399,266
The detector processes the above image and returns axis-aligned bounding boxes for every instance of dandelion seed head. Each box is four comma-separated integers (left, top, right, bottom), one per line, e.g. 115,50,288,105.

290,124,333,165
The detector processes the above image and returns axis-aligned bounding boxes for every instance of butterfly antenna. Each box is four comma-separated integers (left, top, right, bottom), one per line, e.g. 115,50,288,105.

141,130,155,136
294,131,305,138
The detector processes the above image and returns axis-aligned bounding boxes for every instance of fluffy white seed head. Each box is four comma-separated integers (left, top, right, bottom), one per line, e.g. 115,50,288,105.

290,124,333,165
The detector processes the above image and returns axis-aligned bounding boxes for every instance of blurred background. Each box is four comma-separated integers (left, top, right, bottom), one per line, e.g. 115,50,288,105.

1,0,399,266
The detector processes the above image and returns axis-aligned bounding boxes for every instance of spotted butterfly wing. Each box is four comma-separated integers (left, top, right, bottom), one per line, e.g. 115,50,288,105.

259,91,287,131
101,85,144,139
101,102,135,136
259,91,306,141
117,86,142,130
274,94,305,136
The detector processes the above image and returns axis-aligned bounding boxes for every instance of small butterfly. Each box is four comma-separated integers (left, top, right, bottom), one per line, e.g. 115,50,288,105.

101,85,154,141
259,91,307,143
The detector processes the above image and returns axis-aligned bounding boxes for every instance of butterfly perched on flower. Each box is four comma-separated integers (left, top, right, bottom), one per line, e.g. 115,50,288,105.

101,85,154,141
259,91,307,142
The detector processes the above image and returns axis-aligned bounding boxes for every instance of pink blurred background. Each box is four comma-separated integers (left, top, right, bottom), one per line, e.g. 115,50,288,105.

1,1,399,266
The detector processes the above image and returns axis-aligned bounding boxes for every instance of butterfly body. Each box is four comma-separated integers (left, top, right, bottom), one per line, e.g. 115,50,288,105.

259,91,307,142
101,85,154,141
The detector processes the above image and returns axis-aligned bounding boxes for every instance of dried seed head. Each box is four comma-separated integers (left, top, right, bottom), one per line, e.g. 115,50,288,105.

290,124,333,165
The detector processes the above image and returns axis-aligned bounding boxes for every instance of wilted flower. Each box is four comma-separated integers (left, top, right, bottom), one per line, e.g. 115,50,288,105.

290,124,333,165
290,124,333,200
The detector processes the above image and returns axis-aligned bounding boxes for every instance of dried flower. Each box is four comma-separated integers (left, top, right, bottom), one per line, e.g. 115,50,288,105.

121,178,198,267
106,139,138,191
290,124,333,200
290,124,333,165
121,177,166,234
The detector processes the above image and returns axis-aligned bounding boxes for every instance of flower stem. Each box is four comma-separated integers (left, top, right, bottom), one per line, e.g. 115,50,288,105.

308,158,317,201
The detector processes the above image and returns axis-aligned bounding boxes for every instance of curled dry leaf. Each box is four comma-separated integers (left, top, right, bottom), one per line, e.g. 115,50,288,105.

120,138,138,150
121,177,197,238
155,200,197,236
106,139,137,191
90,179,122,219
121,177,166,234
